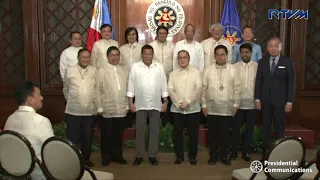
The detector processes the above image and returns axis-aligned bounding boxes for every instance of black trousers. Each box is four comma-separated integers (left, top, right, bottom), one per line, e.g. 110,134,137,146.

161,97,173,126
172,112,200,160
65,114,95,162
100,117,126,161
207,115,231,158
231,109,257,153
262,103,285,150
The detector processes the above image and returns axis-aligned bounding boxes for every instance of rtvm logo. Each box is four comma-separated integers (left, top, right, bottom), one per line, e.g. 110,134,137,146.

268,9,308,20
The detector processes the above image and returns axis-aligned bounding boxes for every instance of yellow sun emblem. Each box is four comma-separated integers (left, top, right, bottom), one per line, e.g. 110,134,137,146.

155,8,176,27
223,30,242,46
93,5,99,19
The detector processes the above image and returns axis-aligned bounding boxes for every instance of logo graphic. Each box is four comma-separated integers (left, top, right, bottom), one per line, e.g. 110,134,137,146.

146,0,185,36
222,26,242,46
250,160,263,173
268,9,308,20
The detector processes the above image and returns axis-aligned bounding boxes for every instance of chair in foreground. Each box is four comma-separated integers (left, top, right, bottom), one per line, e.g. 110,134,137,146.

41,136,113,180
232,136,307,180
0,130,43,179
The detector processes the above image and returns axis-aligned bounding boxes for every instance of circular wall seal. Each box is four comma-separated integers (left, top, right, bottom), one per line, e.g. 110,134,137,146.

146,0,185,36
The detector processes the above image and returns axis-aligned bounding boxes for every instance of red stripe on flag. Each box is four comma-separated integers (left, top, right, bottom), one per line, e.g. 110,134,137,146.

86,28,102,52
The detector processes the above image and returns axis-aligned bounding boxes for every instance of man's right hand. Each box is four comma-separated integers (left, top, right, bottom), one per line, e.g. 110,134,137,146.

256,102,262,110
202,108,208,117
130,103,136,113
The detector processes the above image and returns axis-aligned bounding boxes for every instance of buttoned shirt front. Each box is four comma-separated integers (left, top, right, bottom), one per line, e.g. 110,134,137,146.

201,63,241,116
59,46,83,80
119,42,143,71
127,61,168,111
173,39,204,72
233,61,258,109
90,39,119,69
232,42,262,64
201,37,233,69
4,106,54,180
168,66,202,114
96,62,129,118
149,40,175,78
63,64,97,116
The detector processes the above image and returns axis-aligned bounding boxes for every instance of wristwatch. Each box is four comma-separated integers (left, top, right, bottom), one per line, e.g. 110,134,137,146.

163,100,168,103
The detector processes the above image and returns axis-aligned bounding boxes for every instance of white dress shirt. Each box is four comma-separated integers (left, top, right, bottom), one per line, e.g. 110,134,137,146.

173,39,204,72
201,63,241,116
233,61,258,109
201,37,233,69
149,40,175,78
119,42,143,71
168,66,202,114
4,106,54,180
63,64,97,116
90,39,119,69
59,46,83,80
127,61,168,111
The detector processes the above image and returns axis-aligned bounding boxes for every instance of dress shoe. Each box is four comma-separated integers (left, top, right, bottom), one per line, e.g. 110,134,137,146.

242,152,251,162
189,158,197,165
208,156,219,165
220,156,231,166
85,160,94,167
149,158,158,166
133,157,143,166
102,159,111,166
115,157,127,164
229,152,238,160
174,159,183,164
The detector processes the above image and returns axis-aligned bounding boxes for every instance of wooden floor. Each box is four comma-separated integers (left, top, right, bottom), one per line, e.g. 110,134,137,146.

90,147,318,180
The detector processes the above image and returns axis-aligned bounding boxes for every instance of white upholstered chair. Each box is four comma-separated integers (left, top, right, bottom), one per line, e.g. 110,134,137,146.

0,130,45,179
41,136,113,180
232,136,307,180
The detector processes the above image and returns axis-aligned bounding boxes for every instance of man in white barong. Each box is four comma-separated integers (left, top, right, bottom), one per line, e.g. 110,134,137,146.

96,46,129,166
59,31,83,82
63,48,97,167
201,45,241,166
168,50,202,165
201,23,232,69
91,24,119,69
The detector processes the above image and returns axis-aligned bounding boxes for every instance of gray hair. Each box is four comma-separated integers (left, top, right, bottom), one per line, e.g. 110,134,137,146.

210,23,223,31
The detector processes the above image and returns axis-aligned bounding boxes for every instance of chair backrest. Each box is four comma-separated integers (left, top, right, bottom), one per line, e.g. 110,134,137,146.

0,130,36,178
264,136,306,180
41,136,85,180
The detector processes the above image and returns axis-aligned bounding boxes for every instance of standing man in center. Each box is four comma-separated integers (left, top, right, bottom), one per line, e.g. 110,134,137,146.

127,45,168,166
201,45,241,166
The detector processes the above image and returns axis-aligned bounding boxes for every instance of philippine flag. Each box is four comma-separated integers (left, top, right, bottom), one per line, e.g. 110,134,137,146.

86,0,113,52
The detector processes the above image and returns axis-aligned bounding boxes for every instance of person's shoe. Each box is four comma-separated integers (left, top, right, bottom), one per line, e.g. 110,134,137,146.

149,158,158,166
189,158,197,165
242,152,251,162
115,157,127,164
220,156,231,166
102,159,110,166
174,159,183,164
229,152,238,160
208,156,218,165
133,157,143,166
85,160,94,167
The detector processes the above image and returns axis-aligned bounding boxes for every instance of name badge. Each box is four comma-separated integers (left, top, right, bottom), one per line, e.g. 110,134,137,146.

278,66,286,68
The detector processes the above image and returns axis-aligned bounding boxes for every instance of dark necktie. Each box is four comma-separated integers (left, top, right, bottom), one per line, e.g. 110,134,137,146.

271,58,276,73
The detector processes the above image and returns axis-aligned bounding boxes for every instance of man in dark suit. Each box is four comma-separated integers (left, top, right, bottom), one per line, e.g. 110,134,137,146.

255,37,295,155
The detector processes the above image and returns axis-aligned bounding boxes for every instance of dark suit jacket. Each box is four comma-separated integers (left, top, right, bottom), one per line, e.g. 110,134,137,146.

254,55,295,106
